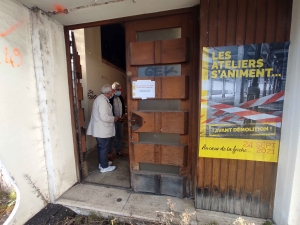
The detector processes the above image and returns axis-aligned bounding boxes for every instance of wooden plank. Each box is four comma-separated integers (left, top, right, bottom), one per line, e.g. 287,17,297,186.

245,0,256,45
161,38,189,63
226,0,237,46
154,40,162,64
258,0,279,218
226,0,238,214
161,76,189,99
133,143,187,167
131,111,188,134
235,0,247,45
77,83,83,100
79,108,85,128
208,0,218,47
161,112,188,134
198,0,210,210
154,77,162,99
265,0,277,42
285,0,293,41
75,54,82,78
243,160,255,216
276,0,288,42
196,157,205,208
129,41,155,65
80,133,86,153
234,1,248,215
131,76,189,99
218,0,229,212
235,160,247,215
255,0,267,43
133,143,155,163
227,159,237,213
208,0,220,212
161,145,187,167
130,38,189,65
251,0,268,217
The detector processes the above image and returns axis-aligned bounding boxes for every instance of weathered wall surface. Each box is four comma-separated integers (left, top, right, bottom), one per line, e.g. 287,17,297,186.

274,0,300,224
84,26,126,150
31,10,77,200
0,0,76,224
0,1,48,224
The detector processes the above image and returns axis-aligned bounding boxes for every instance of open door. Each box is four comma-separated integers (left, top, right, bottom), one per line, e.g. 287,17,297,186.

125,10,199,198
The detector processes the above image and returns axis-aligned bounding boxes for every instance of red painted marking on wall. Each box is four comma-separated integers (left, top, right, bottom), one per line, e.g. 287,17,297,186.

1,47,22,68
54,4,66,13
0,20,25,37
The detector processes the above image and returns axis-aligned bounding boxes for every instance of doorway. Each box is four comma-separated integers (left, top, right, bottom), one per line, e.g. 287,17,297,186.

67,7,199,198
70,24,129,188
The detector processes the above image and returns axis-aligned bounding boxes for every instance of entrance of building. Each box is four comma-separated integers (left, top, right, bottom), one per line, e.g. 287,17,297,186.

68,7,199,198
125,12,199,198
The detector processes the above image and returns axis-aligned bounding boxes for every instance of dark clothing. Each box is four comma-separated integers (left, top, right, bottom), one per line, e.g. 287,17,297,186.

96,137,112,168
109,95,125,118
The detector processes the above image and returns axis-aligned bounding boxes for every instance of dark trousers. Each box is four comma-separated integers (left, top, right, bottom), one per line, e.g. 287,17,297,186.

96,137,112,168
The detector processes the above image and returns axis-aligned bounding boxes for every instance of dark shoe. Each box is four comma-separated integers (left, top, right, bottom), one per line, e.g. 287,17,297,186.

117,152,128,157
108,153,114,161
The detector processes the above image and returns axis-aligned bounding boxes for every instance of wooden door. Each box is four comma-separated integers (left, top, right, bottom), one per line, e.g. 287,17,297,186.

125,10,199,198
69,32,88,179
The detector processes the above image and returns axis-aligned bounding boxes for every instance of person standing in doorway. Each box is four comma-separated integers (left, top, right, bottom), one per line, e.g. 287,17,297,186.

87,84,119,173
109,81,127,157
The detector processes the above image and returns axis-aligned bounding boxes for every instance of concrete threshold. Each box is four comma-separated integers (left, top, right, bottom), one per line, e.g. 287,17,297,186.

56,183,268,225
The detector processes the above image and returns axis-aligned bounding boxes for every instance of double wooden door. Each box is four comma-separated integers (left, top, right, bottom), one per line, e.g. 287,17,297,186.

125,10,199,198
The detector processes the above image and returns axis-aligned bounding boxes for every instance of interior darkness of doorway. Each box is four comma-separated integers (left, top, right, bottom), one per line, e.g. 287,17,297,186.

101,23,126,71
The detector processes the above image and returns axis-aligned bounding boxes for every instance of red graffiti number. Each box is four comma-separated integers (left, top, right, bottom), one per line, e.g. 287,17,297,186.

2,47,22,68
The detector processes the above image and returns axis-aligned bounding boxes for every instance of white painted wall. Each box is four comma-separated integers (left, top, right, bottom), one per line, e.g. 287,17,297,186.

31,10,77,199
85,26,126,150
0,0,76,224
274,0,300,224
0,1,48,224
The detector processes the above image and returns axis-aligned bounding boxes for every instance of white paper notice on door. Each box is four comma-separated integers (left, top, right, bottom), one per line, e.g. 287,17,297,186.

132,80,155,99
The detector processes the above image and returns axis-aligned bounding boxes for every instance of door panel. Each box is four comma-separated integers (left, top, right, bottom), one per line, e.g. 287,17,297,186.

131,76,189,99
131,111,188,134
126,10,198,198
129,38,189,65
133,143,187,166
132,171,187,198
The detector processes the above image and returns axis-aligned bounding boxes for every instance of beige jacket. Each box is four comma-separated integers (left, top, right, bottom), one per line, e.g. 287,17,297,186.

87,94,115,138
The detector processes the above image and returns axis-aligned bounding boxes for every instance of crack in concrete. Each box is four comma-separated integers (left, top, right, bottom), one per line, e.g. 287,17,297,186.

47,0,125,15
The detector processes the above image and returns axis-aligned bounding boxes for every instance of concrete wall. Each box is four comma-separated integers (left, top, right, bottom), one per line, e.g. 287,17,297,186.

274,0,300,224
84,26,126,150
0,0,76,224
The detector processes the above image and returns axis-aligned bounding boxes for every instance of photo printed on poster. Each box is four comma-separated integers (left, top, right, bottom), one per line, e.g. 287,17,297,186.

199,42,290,162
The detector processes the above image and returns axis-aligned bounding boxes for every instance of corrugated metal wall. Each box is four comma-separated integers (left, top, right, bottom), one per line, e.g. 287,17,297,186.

197,0,292,219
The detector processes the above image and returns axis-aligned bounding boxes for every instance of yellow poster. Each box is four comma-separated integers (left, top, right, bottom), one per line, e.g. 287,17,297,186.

199,43,290,162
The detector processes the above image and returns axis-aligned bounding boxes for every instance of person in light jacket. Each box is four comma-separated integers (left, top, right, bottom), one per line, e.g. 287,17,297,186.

87,84,119,173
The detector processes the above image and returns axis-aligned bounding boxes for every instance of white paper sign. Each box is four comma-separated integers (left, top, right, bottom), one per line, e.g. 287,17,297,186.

132,80,155,99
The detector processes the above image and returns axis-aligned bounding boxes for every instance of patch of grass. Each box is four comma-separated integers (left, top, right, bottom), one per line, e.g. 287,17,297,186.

0,190,16,219
262,220,273,225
